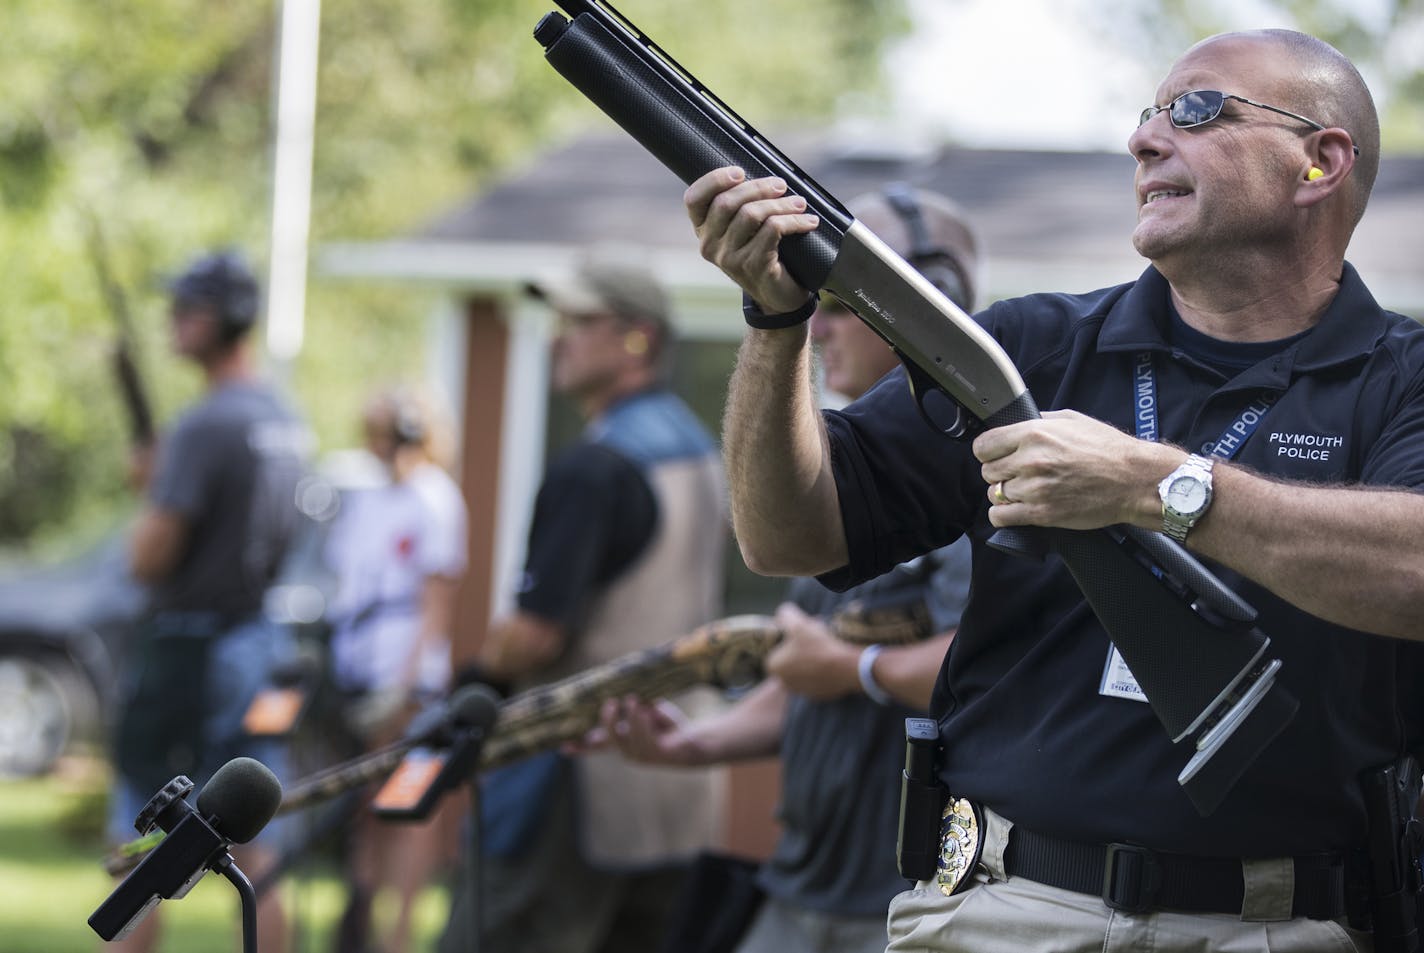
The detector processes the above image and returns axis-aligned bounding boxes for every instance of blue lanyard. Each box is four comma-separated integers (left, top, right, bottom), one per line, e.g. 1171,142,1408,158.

1132,352,1277,460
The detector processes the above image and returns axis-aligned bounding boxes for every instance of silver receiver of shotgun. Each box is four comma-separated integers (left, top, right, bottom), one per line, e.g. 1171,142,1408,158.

823,223,1027,423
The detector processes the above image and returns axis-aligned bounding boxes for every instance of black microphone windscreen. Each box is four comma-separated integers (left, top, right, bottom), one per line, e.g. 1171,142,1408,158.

195,757,283,844
448,684,502,731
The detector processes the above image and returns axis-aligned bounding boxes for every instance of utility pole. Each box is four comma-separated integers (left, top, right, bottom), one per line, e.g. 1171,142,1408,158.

266,0,322,376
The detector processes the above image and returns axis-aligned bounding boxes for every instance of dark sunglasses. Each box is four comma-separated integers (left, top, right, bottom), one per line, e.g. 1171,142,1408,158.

1139,89,1360,155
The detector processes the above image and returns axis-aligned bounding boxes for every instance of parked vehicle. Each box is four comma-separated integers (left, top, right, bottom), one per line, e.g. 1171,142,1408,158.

0,455,371,778
0,531,142,777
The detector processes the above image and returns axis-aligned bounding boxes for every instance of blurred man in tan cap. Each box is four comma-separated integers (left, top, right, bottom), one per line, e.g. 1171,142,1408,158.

441,250,729,953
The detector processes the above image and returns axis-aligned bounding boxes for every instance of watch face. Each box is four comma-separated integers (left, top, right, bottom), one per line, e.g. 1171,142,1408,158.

1166,475,1207,513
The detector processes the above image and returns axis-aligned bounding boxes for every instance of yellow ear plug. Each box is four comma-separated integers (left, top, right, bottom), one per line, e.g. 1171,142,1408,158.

624,330,649,356
1307,167,1325,181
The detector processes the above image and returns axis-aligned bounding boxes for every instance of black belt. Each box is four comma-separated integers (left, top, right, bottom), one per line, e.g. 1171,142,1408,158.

1005,827,1350,918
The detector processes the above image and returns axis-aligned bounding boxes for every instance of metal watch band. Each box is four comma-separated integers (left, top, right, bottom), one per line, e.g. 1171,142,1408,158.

1163,519,1191,542
1160,454,1215,542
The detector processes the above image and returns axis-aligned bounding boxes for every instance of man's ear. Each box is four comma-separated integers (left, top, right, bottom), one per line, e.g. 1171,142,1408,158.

1295,129,1355,207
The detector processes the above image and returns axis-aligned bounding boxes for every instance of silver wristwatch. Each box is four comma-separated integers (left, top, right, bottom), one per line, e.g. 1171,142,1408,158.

1158,454,1216,542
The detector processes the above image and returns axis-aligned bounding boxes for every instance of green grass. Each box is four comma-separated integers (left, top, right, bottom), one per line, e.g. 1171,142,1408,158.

0,758,450,953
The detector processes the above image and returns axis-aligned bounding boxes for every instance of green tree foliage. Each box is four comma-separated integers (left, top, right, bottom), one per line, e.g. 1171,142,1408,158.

0,0,906,550
1089,0,1424,151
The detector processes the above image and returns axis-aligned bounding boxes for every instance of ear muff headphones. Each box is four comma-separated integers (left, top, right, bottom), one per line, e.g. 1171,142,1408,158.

389,393,428,447
881,184,972,311
171,251,260,342
214,255,259,341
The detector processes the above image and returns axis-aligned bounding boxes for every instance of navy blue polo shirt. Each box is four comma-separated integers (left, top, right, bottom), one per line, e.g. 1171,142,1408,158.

821,263,1424,857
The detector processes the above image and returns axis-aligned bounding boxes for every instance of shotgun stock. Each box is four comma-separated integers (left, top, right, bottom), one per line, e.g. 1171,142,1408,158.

533,0,1298,815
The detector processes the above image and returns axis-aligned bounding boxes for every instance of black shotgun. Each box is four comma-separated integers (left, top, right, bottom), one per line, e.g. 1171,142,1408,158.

533,0,1297,815
84,216,156,449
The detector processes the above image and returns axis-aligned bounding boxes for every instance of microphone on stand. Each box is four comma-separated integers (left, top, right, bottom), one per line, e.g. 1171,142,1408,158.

242,644,323,738
89,757,282,945
371,684,501,821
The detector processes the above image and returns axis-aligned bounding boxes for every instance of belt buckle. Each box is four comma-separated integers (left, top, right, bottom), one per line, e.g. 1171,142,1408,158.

935,796,984,896
1102,843,1162,913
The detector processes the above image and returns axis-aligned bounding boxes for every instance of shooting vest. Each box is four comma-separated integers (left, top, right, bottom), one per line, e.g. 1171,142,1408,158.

548,392,729,868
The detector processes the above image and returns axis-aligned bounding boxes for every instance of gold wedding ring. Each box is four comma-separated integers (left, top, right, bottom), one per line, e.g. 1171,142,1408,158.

992,481,1012,505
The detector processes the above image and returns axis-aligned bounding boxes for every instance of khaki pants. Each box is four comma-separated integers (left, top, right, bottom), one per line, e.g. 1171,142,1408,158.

885,809,1373,953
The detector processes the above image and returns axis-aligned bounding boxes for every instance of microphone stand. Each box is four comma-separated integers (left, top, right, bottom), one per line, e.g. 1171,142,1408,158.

90,761,281,952
369,722,491,952
214,855,259,953
467,766,486,953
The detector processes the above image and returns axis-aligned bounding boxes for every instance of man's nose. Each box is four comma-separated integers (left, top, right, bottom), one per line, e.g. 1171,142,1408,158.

1128,109,1174,163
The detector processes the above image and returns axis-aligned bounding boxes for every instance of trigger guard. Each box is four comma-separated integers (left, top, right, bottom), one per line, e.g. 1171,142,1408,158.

901,357,980,441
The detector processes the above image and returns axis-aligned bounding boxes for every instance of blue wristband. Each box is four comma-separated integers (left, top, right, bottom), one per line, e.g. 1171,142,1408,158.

742,291,817,330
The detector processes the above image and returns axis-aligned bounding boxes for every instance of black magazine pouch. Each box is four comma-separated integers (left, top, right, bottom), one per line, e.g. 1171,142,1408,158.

113,615,217,800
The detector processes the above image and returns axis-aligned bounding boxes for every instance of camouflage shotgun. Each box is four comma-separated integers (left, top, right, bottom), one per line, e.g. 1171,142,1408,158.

103,601,930,875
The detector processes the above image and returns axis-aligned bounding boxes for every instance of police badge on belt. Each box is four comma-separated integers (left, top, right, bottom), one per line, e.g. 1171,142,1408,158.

936,796,985,895
897,717,984,890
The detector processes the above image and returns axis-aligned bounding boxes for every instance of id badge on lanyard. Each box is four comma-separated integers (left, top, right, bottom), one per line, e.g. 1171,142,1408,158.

1100,353,1278,703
